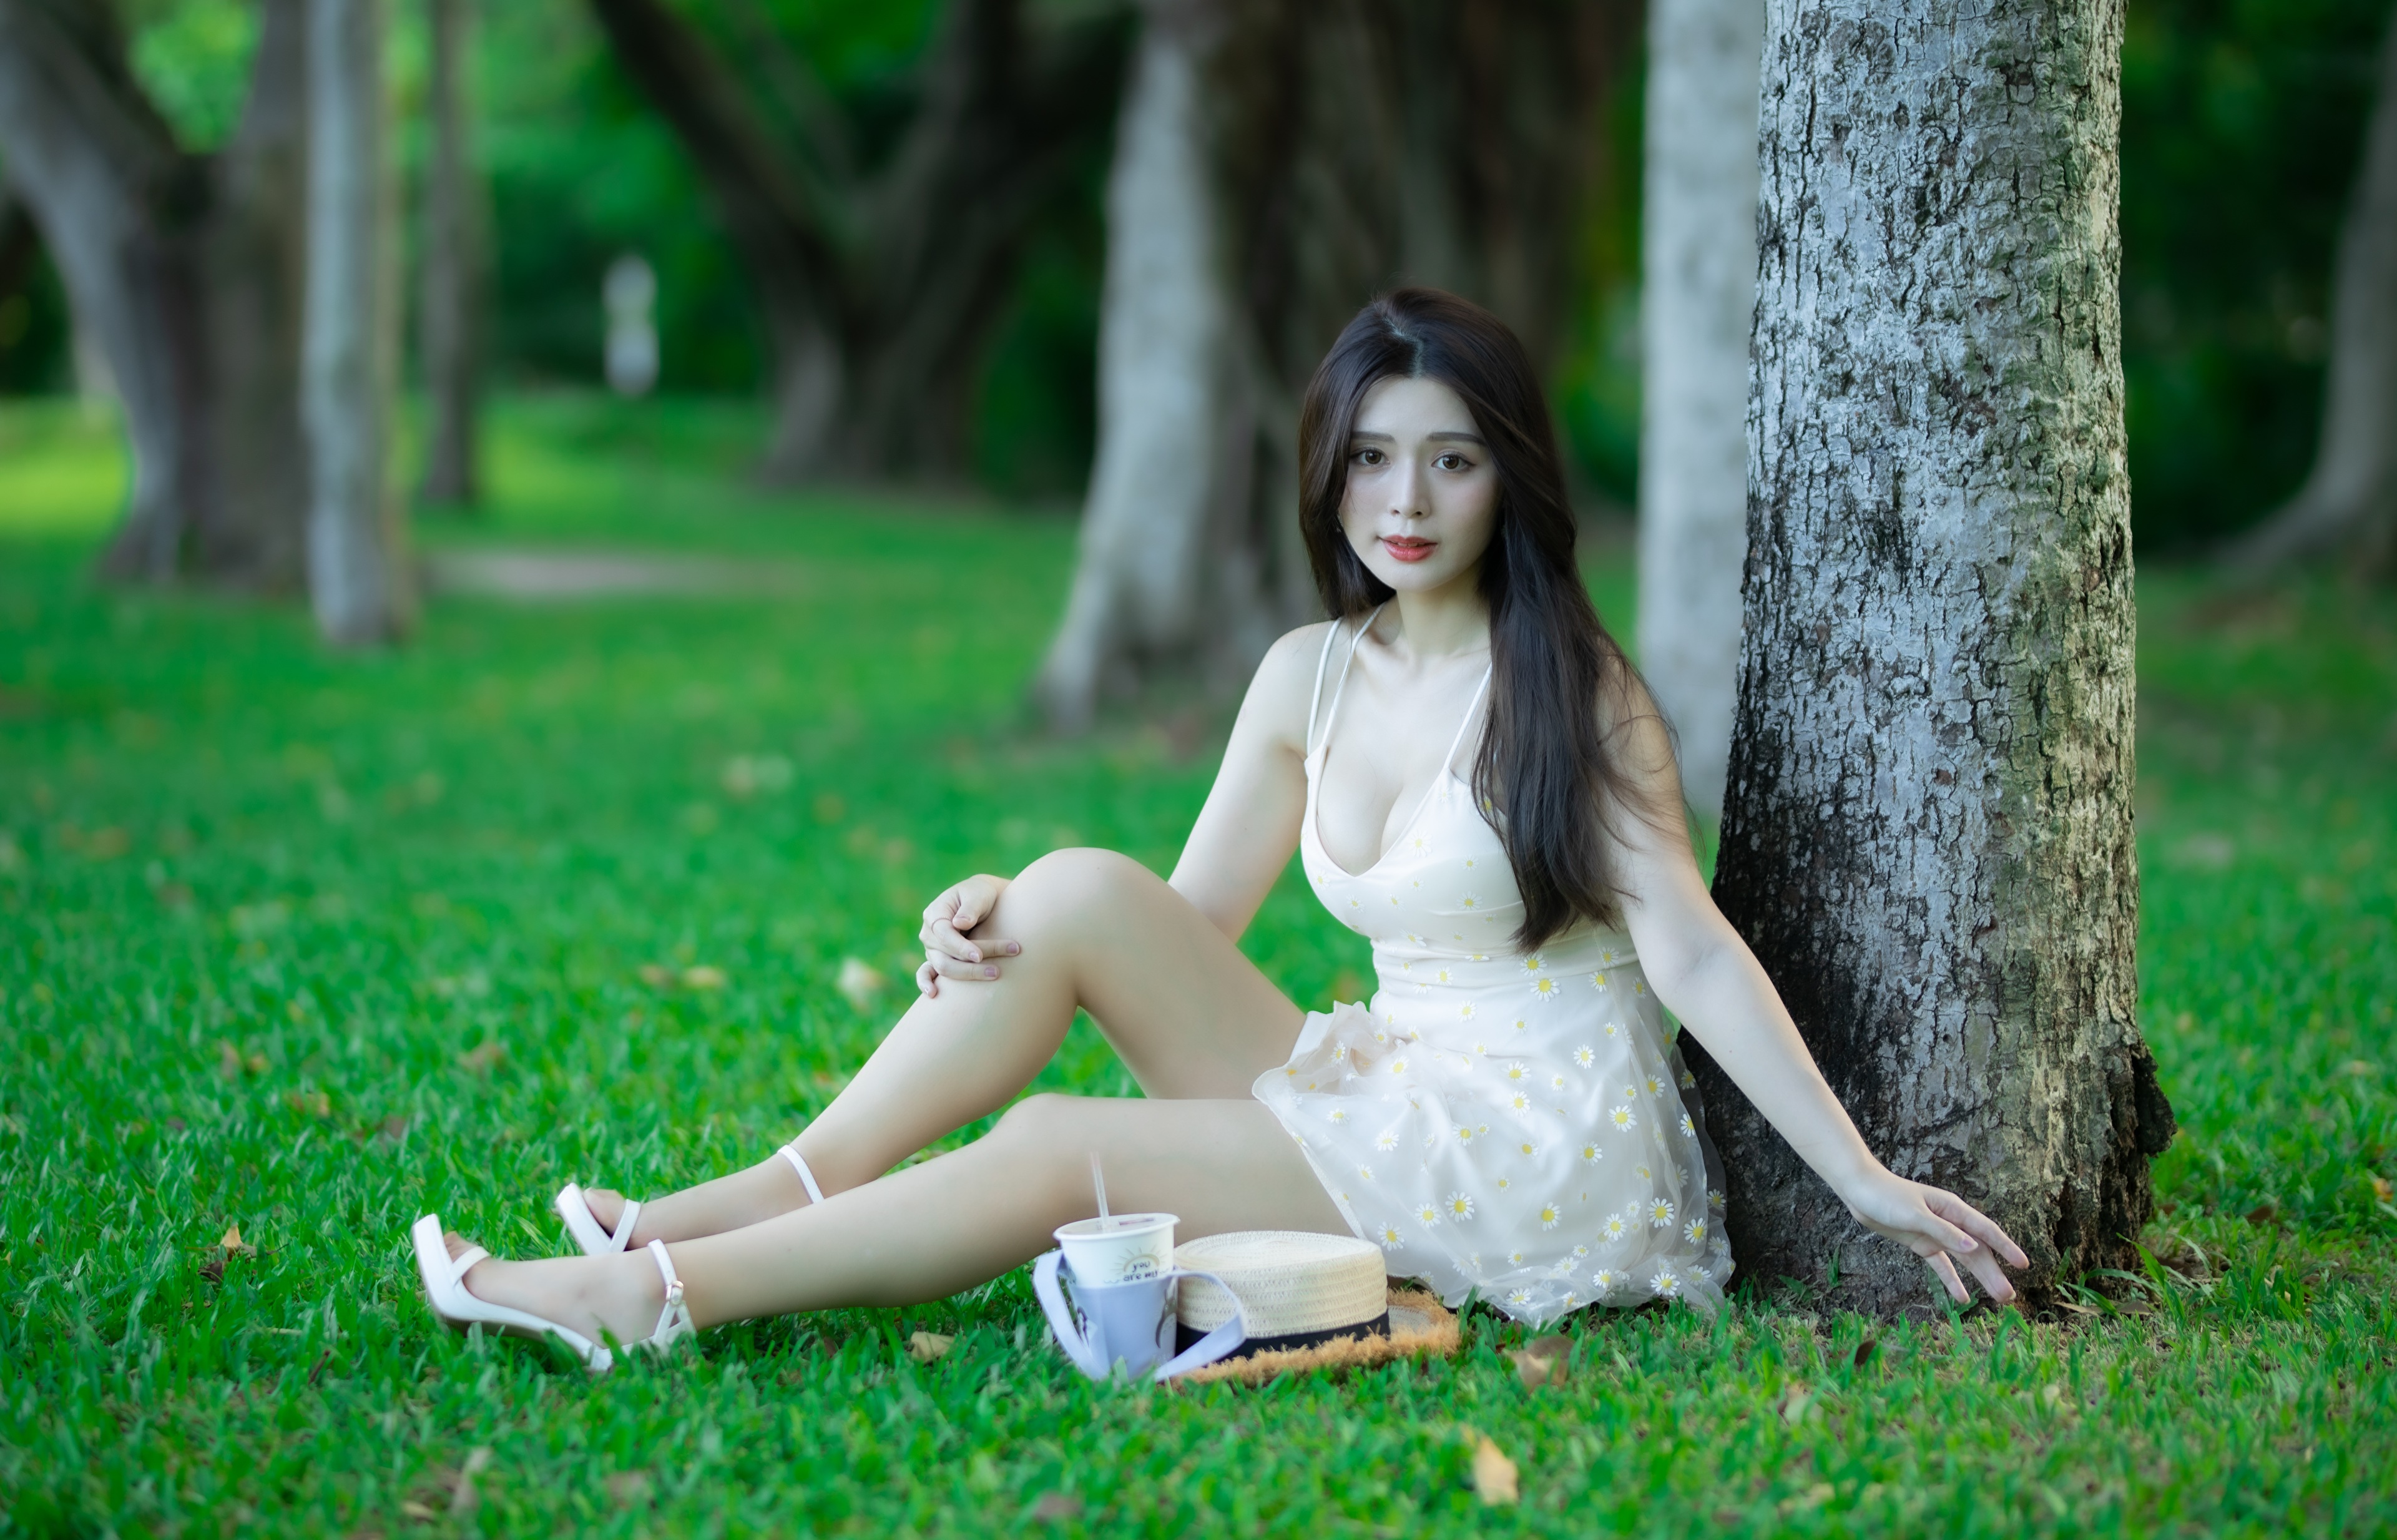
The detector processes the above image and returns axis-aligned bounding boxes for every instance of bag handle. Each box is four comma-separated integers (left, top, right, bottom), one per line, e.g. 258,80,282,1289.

1149,1268,1243,1381
1032,1251,1104,1377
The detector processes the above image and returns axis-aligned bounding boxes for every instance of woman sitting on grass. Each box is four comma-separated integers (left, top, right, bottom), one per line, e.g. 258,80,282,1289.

413,288,2025,1366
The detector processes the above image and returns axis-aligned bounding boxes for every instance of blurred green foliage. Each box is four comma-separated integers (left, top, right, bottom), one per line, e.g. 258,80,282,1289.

4,0,2393,532
2120,0,2393,552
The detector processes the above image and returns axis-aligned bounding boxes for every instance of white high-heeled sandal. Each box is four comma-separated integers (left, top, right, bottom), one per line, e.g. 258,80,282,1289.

555,1184,642,1256
554,1142,824,1258
411,1212,696,1373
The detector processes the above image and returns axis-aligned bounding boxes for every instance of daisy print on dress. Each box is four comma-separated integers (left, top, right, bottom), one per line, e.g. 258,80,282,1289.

1609,1104,1637,1131
1447,1191,1476,1220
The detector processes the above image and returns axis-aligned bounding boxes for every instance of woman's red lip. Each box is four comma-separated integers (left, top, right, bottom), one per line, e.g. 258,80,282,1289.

1381,537,1437,563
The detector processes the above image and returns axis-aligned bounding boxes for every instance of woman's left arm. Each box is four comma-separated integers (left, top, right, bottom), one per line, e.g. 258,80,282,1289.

1606,712,2031,1304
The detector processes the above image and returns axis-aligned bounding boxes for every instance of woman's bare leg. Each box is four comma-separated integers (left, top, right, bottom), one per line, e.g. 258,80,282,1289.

582,850,1309,1245
454,1094,1350,1342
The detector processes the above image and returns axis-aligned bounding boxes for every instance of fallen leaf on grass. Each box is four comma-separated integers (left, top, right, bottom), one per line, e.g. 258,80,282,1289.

1469,1433,1518,1506
1777,1385,1813,1426
217,1042,266,1079
1027,1492,1082,1521
1850,1336,1878,1368
638,964,677,989
399,1499,439,1521
2372,1175,2393,1202
906,1331,953,1364
1508,1335,1572,1389
604,1471,653,1509
285,1089,331,1119
681,965,727,990
2243,1202,2277,1227
837,958,885,1011
380,1114,411,1141
457,1042,505,1073
220,1225,257,1258
2341,1060,2380,1077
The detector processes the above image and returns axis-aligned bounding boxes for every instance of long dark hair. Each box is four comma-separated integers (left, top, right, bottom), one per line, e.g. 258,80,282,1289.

1298,288,1671,949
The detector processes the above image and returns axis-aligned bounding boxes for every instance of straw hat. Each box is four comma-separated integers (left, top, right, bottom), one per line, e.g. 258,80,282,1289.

1170,1230,1460,1385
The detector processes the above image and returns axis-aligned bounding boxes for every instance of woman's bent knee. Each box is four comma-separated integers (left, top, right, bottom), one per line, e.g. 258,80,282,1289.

995,848,1161,936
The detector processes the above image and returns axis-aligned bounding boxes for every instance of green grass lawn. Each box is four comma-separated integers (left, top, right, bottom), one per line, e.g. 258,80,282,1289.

2,397,2393,1537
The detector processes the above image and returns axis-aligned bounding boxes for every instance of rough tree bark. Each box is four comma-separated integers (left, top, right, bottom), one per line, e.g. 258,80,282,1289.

303,0,408,642
583,0,1121,481
1637,0,1764,820
0,0,308,587
1036,0,1634,729
1680,0,2175,1316
417,0,481,507
2223,14,2397,577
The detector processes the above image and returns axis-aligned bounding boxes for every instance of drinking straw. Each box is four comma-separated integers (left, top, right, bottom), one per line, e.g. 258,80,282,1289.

1091,1153,1109,1222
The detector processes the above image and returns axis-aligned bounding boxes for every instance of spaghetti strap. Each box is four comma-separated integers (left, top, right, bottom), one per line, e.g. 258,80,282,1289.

1310,604,1383,756
1304,619,1343,757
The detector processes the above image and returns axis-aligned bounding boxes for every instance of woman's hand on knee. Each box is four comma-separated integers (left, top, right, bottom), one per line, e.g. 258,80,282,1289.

916,874,1020,997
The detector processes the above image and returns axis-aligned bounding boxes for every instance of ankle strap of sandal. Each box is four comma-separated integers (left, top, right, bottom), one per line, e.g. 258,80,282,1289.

778,1142,825,1204
645,1238,692,1340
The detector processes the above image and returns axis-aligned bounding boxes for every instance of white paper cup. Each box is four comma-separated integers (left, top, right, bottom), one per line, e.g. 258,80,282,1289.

1054,1213,1177,1285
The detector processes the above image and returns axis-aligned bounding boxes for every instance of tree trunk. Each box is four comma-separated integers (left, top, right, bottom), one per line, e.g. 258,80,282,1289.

2223,15,2397,576
1636,0,1763,821
0,0,308,587
1036,8,1253,728
1681,0,2174,1317
583,0,1122,483
303,0,408,642
1036,0,1635,729
417,0,481,507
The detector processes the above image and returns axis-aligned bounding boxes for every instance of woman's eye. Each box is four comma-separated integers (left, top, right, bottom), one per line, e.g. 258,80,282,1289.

1436,453,1471,471
1353,447,1383,466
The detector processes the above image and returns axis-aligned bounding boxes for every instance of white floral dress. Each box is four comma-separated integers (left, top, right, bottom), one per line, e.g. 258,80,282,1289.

1253,612,1733,1325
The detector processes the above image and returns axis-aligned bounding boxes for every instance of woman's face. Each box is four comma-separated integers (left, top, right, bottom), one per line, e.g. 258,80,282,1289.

1338,375,1500,596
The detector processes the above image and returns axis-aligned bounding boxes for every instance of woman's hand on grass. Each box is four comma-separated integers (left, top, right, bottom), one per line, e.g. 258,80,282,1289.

1838,1169,2031,1305
916,874,1018,997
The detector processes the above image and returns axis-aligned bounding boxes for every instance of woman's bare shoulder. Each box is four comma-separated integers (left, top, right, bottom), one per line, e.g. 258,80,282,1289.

1596,661,1685,814
1238,620,1346,747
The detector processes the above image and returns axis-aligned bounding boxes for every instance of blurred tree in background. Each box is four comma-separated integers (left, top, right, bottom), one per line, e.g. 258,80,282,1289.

2,0,2391,543
2119,0,2393,552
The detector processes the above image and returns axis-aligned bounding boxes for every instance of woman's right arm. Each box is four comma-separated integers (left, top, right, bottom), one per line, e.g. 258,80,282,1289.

1167,624,1328,939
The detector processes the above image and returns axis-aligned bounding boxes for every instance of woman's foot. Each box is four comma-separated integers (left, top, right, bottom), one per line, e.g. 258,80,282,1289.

443,1230,665,1346
576,1154,818,1247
